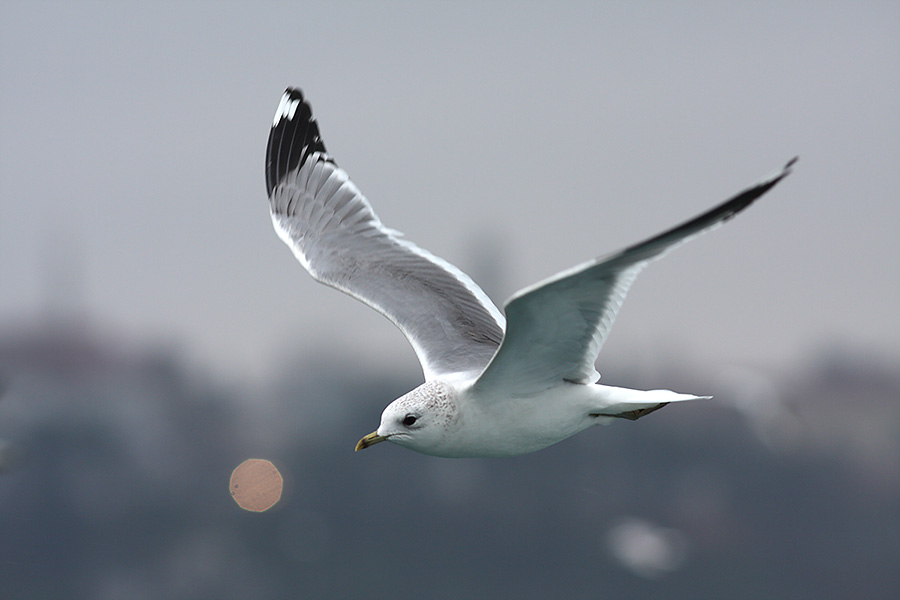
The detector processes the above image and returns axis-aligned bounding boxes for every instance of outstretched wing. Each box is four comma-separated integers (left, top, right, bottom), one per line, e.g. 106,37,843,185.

473,158,797,396
265,89,505,381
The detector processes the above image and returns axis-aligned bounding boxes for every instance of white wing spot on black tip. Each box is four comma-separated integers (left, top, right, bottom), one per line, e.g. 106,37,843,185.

273,92,301,126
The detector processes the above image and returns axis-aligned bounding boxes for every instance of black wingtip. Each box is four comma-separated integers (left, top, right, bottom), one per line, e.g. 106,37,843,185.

755,155,798,197
265,88,329,197
711,156,797,223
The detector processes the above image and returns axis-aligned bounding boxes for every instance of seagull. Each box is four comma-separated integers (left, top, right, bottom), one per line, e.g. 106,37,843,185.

265,88,795,458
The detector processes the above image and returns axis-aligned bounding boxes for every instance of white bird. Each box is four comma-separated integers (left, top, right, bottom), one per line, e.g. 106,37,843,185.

265,88,795,458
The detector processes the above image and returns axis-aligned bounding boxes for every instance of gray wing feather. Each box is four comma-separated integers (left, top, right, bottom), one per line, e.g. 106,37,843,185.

266,89,505,381
473,158,797,396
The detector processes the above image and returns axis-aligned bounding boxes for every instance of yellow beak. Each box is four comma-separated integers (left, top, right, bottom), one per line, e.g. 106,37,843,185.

355,431,388,452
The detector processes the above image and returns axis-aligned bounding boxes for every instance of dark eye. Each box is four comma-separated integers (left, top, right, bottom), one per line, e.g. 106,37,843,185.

402,414,418,427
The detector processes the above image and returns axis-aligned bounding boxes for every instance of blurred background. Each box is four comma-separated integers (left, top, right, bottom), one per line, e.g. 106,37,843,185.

1,2,898,598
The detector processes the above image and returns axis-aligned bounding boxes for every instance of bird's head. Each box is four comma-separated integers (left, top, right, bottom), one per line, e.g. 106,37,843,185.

355,380,459,455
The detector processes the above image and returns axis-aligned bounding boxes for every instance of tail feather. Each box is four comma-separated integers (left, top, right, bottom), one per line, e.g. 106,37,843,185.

590,388,709,421
609,402,668,421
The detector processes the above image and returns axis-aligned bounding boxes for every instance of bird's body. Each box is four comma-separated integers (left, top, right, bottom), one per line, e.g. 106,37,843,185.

385,380,699,457
264,88,795,458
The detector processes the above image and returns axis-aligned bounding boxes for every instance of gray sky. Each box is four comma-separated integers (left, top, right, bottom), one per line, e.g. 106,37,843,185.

2,1,898,383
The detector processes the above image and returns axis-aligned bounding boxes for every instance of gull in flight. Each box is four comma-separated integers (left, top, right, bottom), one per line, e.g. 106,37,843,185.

265,88,795,458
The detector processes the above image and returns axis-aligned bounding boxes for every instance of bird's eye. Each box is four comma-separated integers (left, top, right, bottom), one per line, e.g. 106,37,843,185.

402,415,418,427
